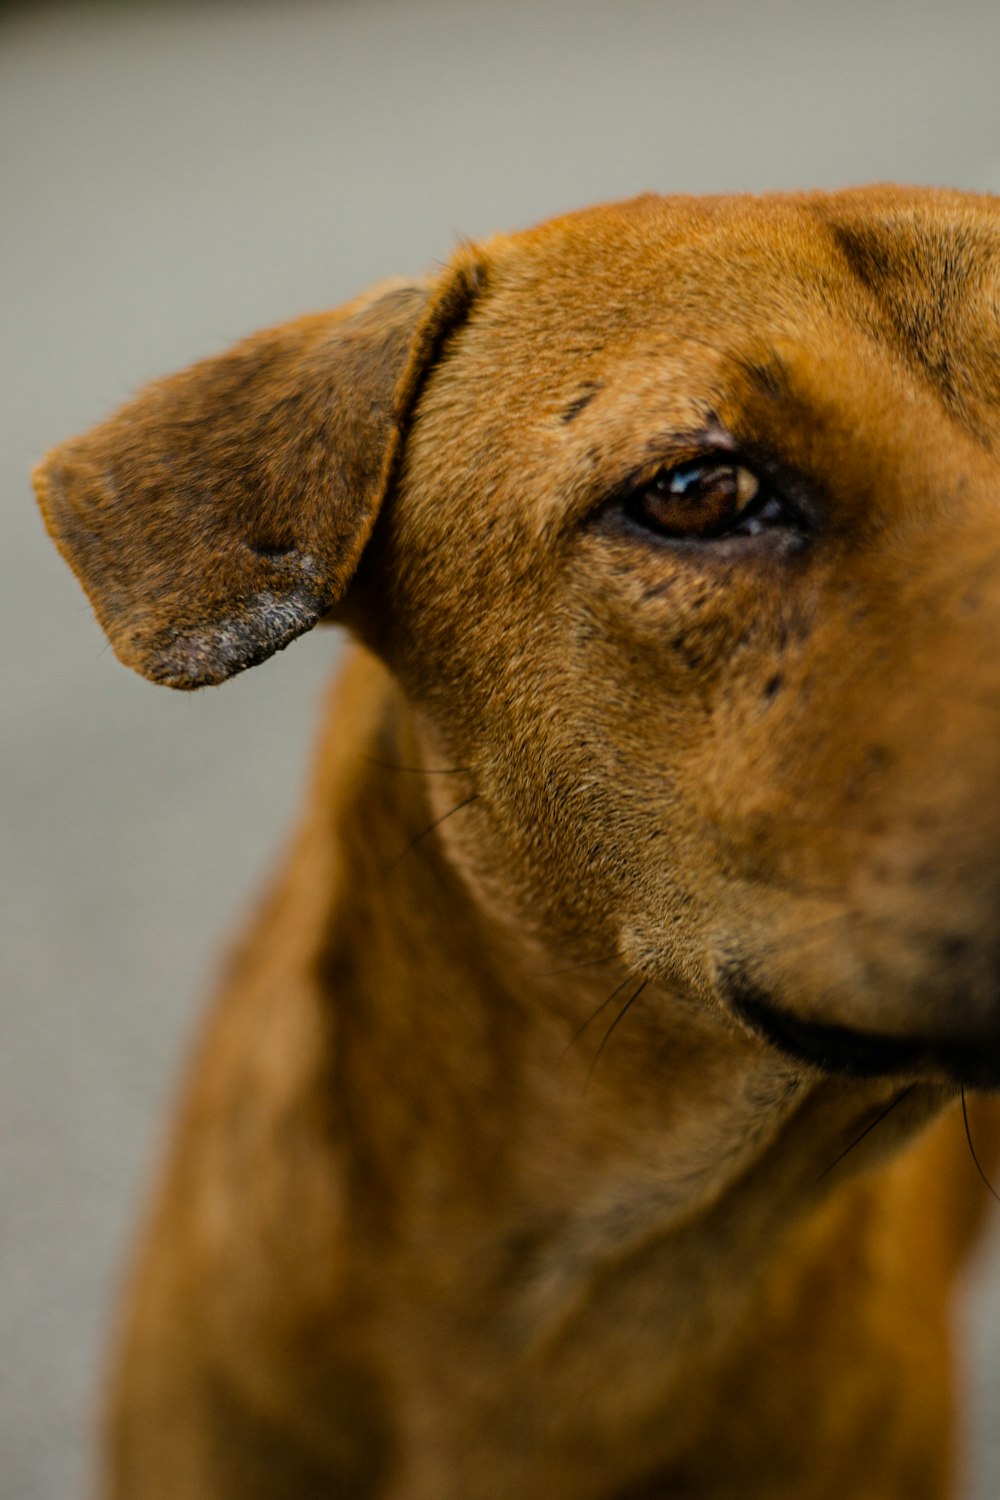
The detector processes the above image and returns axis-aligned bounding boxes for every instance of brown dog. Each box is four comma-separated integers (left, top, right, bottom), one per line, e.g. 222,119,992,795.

34,186,1000,1499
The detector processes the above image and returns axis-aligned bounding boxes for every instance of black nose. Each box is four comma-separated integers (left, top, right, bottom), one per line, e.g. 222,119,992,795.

730,981,1000,1090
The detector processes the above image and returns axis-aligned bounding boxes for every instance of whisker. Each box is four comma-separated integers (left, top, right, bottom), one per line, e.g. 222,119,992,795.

587,980,649,1081
562,974,633,1057
752,910,855,971
536,953,619,980
757,909,851,955
364,756,472,775
714,854,844,902
387,792,480,873
961,1087,1000,1205
818,1085,915,1182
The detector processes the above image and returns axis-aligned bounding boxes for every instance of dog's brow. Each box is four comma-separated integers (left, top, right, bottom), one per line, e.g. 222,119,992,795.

735,354,791,405
824,217,994,419
561,382,604,424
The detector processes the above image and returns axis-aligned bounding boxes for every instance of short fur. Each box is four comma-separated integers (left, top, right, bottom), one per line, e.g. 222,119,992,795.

34,187,1000,1499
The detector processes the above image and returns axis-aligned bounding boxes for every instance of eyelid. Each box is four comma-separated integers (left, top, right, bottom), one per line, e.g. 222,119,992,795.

621,444,727,498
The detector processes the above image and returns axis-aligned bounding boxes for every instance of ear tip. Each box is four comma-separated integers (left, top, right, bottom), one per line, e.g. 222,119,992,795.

34,431,331,689
31,449,64,520
137,586,328,690
32,441,96,554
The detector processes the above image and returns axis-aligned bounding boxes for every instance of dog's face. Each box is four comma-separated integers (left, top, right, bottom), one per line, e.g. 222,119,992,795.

36,187,1000,1092
370,189,1000,1089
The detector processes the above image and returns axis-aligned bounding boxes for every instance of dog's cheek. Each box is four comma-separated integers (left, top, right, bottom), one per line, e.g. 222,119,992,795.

413,679,721,975
447,604,797,967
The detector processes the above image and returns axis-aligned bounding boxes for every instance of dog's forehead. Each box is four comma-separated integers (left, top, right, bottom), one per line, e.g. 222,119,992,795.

467,189,1000,406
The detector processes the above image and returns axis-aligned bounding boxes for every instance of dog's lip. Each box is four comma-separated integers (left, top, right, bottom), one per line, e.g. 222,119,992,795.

731,986,1000,1090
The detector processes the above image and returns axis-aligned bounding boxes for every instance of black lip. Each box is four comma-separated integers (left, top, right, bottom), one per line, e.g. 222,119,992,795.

731,984,1000,1090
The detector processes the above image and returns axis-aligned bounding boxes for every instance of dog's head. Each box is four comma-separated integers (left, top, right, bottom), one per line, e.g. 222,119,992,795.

36,187,1000,1090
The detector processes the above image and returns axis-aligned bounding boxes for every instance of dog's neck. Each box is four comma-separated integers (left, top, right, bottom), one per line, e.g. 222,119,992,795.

240,646,953,1494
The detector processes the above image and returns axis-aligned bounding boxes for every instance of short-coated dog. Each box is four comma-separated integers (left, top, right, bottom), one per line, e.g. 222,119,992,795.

35,186,1000,1498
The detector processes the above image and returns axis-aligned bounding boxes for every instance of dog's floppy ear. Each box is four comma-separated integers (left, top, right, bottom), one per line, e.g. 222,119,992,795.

33,265,480,688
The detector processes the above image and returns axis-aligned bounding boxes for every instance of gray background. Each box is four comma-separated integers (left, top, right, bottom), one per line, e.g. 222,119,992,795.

4,1,1000,1494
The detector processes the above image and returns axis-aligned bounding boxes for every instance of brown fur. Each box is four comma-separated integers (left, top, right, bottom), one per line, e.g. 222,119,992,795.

33,187,1000,1498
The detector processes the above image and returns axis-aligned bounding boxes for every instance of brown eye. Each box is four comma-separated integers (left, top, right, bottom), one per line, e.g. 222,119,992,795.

628,460,770,539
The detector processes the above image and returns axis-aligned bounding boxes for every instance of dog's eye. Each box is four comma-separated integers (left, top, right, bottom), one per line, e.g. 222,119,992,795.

625,460,784,540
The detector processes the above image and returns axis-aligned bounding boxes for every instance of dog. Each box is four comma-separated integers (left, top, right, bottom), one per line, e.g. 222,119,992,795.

34,185,1000,1499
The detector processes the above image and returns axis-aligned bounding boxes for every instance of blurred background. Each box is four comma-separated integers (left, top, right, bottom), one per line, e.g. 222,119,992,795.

4,1,1000,1495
